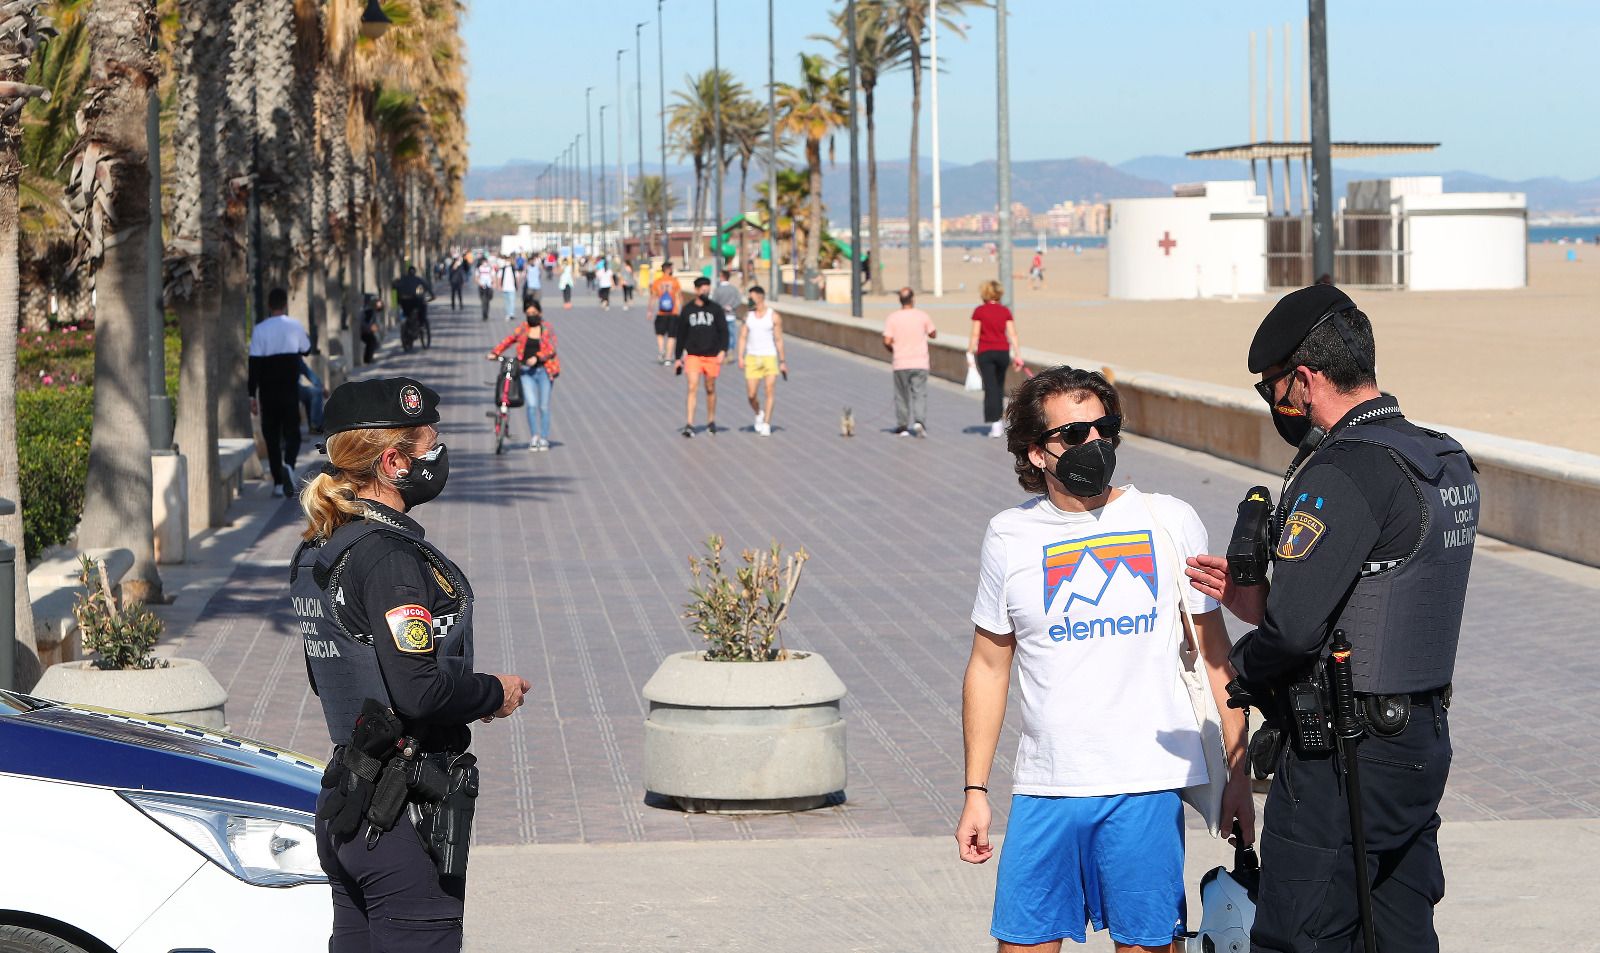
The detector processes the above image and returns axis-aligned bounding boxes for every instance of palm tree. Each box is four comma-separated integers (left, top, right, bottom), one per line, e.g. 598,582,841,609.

816,1,909,295
776,53,849,300
755,167,810,281
627,174,679,249
723,95,769,275
20,0,89,328
69,0,163,603
669,69,743,265
0,0,54,685
886,0,985,292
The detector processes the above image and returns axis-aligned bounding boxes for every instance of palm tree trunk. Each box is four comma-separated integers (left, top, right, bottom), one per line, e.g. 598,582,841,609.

0,138,39,686
866,81,883,295
690,155,705,265
76,0,161,603
907,36,923,293
805,140,823,299
737,157,749,276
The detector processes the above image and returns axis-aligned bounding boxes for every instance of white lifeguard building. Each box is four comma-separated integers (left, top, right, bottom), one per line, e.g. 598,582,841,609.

1107,140,1528,300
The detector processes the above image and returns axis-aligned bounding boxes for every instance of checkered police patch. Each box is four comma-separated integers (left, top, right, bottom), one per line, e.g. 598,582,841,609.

400,384,423,416
385,604,434,653
1277,511,1327,561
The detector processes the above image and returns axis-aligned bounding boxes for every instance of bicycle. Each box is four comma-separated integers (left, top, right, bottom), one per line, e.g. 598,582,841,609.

488,356,520,455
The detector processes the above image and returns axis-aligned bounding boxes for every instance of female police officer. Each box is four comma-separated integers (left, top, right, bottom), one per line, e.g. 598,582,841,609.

292,376,529,951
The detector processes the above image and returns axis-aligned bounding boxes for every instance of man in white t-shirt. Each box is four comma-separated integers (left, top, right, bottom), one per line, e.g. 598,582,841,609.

956,366,1251,951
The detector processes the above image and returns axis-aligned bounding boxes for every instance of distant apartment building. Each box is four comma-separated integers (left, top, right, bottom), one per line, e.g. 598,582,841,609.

1046,200,1109,236
464,197,589,225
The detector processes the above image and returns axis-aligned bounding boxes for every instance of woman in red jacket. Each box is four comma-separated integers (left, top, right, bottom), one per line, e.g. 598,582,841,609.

486,300,561,451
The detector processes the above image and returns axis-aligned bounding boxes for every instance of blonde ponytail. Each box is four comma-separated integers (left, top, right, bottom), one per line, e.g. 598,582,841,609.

299,426,430,541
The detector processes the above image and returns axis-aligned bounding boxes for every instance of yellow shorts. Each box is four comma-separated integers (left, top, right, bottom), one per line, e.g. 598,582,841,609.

745,354,779,379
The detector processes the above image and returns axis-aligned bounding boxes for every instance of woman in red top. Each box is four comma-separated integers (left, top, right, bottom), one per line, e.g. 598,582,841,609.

486,300,561,451
967,280,1025,438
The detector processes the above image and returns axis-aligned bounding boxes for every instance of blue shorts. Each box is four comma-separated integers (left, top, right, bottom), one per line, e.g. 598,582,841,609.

992,790,1186,947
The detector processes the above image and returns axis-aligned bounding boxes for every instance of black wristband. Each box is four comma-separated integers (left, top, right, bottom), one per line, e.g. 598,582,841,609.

963,784,988,794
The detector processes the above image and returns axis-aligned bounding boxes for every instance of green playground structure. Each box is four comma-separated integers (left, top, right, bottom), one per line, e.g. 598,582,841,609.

713,214,854,264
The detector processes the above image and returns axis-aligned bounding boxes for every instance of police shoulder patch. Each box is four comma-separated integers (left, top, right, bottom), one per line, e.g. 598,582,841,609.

1277,511,1327,561
385,604,434,653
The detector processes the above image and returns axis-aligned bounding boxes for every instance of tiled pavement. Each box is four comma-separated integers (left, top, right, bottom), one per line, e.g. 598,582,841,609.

174,289,1600,846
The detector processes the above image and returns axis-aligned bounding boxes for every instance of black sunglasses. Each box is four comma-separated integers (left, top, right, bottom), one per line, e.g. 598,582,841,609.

1040,414,1121,447
1254,365,1298,406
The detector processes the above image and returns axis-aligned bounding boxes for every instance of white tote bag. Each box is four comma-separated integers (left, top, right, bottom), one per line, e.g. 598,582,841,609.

964,354,983,391
1141,496,1229,838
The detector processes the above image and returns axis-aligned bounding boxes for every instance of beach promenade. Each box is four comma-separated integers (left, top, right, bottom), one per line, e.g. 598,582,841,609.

157,289,1600,951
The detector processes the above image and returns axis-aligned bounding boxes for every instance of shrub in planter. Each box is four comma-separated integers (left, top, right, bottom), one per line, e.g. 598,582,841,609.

643,537,847,812
75,555,167,671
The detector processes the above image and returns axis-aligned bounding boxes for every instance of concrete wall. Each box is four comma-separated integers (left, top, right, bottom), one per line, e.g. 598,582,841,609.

776,300,1600,568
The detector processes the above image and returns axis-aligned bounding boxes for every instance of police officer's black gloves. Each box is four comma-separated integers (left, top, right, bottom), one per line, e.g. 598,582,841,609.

320,700,405,839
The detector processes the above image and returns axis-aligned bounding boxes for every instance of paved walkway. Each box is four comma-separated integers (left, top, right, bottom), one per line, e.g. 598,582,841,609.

171,287,1600,850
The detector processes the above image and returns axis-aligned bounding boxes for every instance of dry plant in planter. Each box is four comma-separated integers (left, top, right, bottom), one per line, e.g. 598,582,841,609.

74,555,167,671
684,536,808,662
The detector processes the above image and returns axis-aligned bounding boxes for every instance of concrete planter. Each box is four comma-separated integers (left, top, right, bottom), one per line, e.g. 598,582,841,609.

642,650,847,813
31,658,228,730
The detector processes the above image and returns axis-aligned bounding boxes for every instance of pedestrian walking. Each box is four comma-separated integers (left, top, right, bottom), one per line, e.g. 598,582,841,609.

712,269,743,364
672,276,728,437
618,258,637,310
967,280,1026,439
248,287,311,497
651,261,682,364
499,257,518,320
957,366,1249,950
299,357,329,434
448,257,465,308
486,301,561,451
522,254,542,309
596,258,614,311
1184,285,1479,953
294,377,530,951
476,257,495,321
882,287,937,437
558,258,575,309
737,285,785,436
1029,250,1045,289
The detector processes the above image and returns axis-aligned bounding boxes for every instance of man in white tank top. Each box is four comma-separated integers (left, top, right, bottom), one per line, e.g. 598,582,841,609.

737,285,786,436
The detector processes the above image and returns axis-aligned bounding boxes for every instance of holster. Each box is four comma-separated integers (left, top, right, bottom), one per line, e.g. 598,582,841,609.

412,752,479,879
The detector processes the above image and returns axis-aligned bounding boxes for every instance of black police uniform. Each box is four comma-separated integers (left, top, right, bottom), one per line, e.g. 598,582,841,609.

294,378,503,952
1231,289,1479,953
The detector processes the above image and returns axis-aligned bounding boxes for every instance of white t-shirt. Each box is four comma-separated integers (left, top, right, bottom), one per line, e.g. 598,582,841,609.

248,314,311,357
970,485,1219,797
476,262,494,288
744,307,777,356
596,267,613,289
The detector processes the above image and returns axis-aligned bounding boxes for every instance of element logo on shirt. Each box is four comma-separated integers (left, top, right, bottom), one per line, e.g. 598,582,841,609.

385,604,434,653
1041,531,1158,613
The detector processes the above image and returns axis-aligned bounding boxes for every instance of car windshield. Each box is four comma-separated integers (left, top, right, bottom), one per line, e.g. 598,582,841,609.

0,690,54,715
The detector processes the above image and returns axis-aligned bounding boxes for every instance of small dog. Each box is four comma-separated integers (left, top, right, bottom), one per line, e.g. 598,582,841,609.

840,407,855,438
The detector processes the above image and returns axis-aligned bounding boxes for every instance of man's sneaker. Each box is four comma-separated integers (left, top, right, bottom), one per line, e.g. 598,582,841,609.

538,437,550,451
707,422,718,436
756,422,772,437
754,411,765,430
681,425,694,438
912,423,926,438
989,420,1004,439
896,428,913,437
529,438,540,451
271,483,286,498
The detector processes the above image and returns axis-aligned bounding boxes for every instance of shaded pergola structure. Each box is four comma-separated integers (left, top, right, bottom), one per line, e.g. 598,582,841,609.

1186,140,1439,216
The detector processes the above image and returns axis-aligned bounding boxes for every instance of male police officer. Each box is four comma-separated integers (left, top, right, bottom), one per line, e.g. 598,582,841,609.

293,377,528,951
1186,285,1478,953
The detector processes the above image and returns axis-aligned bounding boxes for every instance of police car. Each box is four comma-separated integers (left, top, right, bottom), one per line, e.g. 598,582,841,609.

0,689,331,951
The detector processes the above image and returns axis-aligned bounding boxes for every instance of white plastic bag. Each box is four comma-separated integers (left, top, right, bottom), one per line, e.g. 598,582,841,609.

964,354,983,391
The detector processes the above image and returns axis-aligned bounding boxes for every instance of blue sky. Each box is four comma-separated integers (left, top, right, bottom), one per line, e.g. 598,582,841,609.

461,1,1598,182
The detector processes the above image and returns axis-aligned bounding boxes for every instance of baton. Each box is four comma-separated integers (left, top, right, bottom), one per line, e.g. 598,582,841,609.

1328,631,1377,953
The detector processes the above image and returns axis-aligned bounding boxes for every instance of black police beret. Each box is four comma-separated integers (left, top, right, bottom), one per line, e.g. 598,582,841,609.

1247,284,1356,373
322,377,440,436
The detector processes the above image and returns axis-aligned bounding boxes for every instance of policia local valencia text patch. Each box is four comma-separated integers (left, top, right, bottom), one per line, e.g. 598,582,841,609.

385,604,435,653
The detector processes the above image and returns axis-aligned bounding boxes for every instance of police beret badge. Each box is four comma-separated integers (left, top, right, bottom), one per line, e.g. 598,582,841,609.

385,604,434,653
400,384,423,416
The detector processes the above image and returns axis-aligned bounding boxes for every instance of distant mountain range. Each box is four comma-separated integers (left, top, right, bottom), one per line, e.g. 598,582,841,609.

465,155,1600,217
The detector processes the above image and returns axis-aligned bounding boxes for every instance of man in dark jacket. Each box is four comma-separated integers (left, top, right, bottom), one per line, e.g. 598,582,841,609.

671,277,728,437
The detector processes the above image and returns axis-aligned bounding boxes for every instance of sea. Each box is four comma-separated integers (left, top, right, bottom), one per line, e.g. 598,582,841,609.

922,226,1594,250
1528,225,1600,244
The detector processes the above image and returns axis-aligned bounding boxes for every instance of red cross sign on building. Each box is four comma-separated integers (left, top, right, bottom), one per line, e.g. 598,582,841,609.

1157,231,1177,256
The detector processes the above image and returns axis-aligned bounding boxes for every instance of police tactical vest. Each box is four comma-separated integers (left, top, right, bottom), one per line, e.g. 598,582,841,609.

291,517,475,745
1284,422,1478,694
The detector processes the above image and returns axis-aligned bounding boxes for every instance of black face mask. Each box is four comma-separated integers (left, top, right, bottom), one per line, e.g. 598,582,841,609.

1272,378,1314,448
395,444,449,509
1043,438,1116,498
525,315,542,327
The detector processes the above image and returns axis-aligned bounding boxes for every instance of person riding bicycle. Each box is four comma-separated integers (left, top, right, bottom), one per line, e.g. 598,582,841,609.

393,266,435,347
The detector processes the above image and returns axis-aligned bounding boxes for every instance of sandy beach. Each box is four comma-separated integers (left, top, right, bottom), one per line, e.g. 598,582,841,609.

805,242,1596,453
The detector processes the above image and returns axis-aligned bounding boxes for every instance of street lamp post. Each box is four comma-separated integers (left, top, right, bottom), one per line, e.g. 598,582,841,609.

599,104,608,256
996,0,1014,308
657,0,667,256
847,0,862,317
635,22,648,255
766,0,777,299
586,86,595,256
930,6,943,297
712,0,723,274
617,49,627,253
1309,0,1334,281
